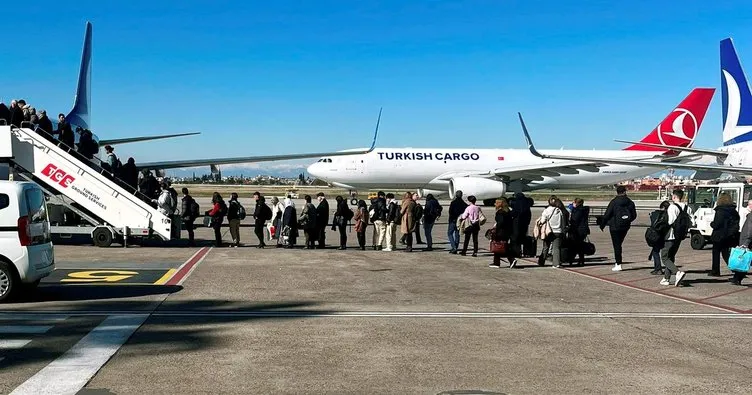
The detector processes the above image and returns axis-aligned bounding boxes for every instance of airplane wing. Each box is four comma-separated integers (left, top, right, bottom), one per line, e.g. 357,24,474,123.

613,139,729,158
99,132,200,146
136,108,383,171
518,113,752,176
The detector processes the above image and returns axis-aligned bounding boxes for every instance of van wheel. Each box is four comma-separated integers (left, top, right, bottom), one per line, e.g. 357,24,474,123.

92,227,113,247
690,233,706,250
0,262,18,302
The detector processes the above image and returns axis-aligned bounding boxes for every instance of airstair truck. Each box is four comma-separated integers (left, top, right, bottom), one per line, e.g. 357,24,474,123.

0,125,173,247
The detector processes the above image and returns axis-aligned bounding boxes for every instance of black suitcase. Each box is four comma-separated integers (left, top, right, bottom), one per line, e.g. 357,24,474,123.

522,236,537,257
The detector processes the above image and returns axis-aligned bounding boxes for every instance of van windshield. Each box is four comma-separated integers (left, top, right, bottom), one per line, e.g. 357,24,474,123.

25,188,47,223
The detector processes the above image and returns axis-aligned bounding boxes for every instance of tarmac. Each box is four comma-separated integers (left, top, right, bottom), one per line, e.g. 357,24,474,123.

0,199,750,394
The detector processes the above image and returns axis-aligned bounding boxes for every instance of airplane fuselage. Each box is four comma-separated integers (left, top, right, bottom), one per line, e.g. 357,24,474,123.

307,148,677,195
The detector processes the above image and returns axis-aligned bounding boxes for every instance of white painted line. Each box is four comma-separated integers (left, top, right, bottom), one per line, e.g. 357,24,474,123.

0,314,69,322
0,339,32,349
0,326,53,334
10,314,148,395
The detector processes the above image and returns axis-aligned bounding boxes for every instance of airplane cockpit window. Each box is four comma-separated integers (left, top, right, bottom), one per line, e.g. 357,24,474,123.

327,159,332,163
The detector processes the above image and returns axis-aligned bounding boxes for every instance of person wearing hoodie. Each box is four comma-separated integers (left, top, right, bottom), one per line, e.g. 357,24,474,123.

567,198,591,266
400,192,417,252
709,192,740,277
447,191,469,254
353,199,369,250
510,192,532,261
282,198,298,248
206,192,227,247
660,189,692,286
422,194,442,251
537,196,565,267
227,192,243,248
599,186,637,272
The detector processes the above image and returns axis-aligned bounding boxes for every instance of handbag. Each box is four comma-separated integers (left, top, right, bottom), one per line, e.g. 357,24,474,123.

490,240,507,254
728,247,752,273
478,209,487,226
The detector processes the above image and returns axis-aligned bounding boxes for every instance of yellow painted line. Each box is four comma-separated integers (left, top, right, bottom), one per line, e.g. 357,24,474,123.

154,269,178,285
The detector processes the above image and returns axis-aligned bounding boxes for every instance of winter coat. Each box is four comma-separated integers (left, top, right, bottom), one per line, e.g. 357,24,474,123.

10,105,24,128
283,206,299,241
299,203,318,230
739,212,752,247
36,115,54,136
119,162,139,190
0,103,9,125
227,200,241,221
207,200,227,226
423,197,442,224
181,195,196,221
253,199,267,225
56,121,75,148
601,195,637,232
448,197,468,223
510,193,532,241
400,198,417,234
369,197,387,222
710,204,740,244
155,190,174,216
316,199,330,228
493,209,513,242
354,207,368,232
538,206,564,234
569,206,591,239
386,201,400,223
333,200,350,227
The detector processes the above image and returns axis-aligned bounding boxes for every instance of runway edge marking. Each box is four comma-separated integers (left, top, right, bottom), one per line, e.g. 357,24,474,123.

560,267,748,314
165,247,212,286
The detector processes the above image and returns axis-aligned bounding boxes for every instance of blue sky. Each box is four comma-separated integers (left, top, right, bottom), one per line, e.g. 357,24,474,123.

3,1,752,172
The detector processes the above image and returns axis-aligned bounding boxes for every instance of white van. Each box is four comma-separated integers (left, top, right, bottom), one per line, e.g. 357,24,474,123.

0,181,55,301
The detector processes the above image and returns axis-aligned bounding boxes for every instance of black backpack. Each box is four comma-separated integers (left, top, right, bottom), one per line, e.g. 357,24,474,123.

190,199,200,219
645,210,667,247
672,204,692,240
414,204,424,221
262,204,273,221
612,204,633,229
343,206,354,221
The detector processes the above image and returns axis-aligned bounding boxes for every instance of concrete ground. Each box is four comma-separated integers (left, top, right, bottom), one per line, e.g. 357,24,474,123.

1,202,750,394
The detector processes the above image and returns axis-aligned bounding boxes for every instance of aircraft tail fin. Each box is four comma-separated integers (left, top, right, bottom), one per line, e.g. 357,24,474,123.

66,21,92,130
721,38,752,146
623,87,715,152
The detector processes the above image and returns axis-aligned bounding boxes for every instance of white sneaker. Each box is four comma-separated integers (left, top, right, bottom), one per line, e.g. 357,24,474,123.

660,278,671,286
611,264,622,272
553,265,561,268
383,247,393,252
675,271,686,286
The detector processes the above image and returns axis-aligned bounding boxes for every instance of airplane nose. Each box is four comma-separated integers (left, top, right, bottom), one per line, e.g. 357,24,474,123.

307,162,321,178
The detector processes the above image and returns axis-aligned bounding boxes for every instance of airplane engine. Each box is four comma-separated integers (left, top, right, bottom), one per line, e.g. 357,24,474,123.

448,178,507,200
416,189,447,198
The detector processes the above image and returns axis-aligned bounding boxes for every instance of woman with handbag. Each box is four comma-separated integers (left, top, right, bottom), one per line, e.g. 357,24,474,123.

489,198,514,268
537,196,565,268
459,195,485,257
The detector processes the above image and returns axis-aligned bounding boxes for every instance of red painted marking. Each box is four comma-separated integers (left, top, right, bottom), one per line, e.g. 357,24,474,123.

561,267,748,314
623,276,658,284
698,286,752,302
166,247,211,286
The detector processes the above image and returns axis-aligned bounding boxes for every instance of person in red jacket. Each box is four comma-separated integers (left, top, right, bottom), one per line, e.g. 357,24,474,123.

206,192,227,247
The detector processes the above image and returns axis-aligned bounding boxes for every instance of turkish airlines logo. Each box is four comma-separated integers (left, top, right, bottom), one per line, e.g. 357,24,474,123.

41,163,75,188
657,107,698,147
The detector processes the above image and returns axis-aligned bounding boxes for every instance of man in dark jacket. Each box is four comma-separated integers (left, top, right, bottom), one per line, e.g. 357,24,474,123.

252,192,268,248
9,100,24,128
0,102,10,125
447,191,468,254
568,198,591,266
369,191,388,250
422,194,442,251
315,192,329,249
510,192,532,260
181,188,197,246
709,195,740,277
55,114,75,149
36,110,54,140
600,186,637,271
119,158,139,190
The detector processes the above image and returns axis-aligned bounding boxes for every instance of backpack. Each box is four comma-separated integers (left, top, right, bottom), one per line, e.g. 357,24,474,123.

343,206,354,221
612,204,633,229
262,204,273,221
672,203,692,240
432,204,443,218
414,204,424,221
645,210,667,247
219,200,228,217
190,199,200,219
237,203,247,220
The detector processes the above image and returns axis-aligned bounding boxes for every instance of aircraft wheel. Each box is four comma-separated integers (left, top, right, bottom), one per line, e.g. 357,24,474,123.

690,233,706,250
92,227,114,248
350,198,358,206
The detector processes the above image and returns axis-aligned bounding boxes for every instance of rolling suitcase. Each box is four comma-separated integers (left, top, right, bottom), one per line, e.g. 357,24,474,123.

522,236,537,257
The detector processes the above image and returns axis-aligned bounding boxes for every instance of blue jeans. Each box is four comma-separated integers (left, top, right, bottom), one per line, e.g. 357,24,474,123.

447,221,460,251
424,221,435,248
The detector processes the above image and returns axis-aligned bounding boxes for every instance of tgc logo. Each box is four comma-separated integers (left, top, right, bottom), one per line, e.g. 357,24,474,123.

41,163,76,188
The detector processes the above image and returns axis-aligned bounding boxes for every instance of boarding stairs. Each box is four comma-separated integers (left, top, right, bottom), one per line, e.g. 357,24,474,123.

0,125,172,246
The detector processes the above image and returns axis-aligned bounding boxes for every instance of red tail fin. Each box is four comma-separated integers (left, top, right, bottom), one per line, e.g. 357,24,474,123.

624,88,715,152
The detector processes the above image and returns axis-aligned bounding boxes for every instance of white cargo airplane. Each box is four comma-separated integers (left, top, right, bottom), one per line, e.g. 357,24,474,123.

12,22,379,173
307,88,715,203
522,38,752,179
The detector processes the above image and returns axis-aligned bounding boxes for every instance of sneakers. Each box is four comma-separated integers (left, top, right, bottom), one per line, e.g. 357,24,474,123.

488,263,501,268
675,271,686,286
659,278,671,286
611,264,622,272
509,259,518,269
383,247,393,252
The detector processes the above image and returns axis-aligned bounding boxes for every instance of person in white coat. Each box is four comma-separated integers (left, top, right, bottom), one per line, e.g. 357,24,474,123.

537,196,565,268
153,182,174,217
